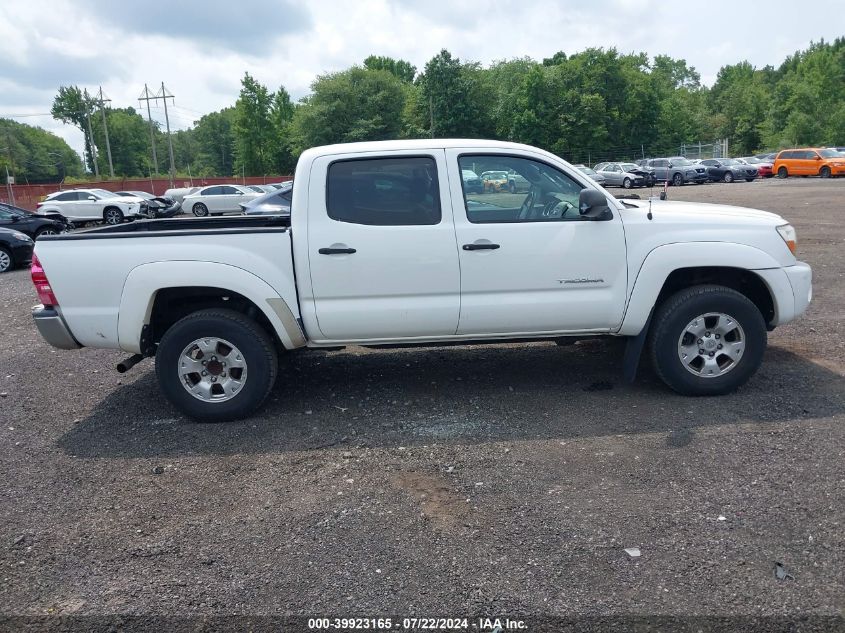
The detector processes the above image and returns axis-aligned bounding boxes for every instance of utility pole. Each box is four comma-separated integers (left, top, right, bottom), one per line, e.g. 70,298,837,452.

83,91,99,178
97,87,115,177
138,84,159,176
157,82,177,186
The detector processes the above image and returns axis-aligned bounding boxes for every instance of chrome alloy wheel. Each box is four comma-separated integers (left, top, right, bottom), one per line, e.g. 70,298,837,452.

178,337,248,402
677,312,745,378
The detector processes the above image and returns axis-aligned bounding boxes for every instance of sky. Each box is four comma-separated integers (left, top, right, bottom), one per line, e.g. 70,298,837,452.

1,0,843,158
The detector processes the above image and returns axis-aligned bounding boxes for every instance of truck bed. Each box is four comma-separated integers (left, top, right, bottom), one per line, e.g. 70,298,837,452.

35,215,298,352
42,215,290,240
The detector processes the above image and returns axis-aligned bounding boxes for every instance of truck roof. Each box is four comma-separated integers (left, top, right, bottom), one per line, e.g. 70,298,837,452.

299,138,562,161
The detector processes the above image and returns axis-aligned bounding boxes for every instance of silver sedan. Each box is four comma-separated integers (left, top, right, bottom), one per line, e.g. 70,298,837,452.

595,162,647,188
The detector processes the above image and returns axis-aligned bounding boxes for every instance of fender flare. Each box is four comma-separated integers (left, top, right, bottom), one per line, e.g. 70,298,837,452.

618,242,784,336
117,261,305,353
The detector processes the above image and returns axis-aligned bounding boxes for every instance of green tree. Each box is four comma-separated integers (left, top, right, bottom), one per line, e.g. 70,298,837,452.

290,66,407,152
0,118,83,183
417,49,491,138
269,86,296,174
51,85,97,172
363,55,417,82
233,73,273,175
192,108,236,176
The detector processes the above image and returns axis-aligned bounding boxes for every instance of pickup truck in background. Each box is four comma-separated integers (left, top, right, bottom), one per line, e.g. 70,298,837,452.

31,139,812,422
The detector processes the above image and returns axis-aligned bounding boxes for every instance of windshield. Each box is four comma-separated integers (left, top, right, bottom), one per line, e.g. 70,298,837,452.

721,159,738,165
671,158,693,166
620,163,639,171
87,189,115,198
578,166,597,175
486,171,508,179
818,149,840,158
129,191,153,198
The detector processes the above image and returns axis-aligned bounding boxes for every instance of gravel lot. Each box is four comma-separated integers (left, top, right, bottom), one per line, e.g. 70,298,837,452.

1,179,844,630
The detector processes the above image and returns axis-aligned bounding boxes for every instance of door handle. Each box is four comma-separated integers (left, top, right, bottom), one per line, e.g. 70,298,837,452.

462,243,500,251
319,247,357,255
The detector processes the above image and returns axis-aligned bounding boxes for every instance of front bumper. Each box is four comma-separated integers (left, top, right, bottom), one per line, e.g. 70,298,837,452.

32,305,82,350
784,262,812,320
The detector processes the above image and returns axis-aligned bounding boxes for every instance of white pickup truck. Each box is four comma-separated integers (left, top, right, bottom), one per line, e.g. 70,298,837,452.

31,140,812,421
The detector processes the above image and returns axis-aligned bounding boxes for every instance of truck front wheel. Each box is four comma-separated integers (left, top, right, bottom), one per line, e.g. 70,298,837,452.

648,285,766,396
155,308,278,421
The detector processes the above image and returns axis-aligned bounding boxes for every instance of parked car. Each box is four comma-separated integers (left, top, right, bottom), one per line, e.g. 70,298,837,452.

0,226,34,273
182,185,262,216
698,158,758,183
245,185,277,194
647,157,709,186
593,162,648,188
37,188,144,225
574,165,607,186
755,152,778,162
241,182,293,216
0,202,67,240
481,171,509,193
738,157,773,178
461,170,483,194
31,139,812,421
773,148,845,178
507,170,530,193
163,186,200,203
115,191,181,218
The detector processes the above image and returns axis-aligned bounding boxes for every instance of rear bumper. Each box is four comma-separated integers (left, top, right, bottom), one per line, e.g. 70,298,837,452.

32,305,82,350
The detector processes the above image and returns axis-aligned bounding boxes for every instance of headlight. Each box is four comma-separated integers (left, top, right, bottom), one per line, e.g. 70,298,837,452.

777,224,797,254
12,231,32,242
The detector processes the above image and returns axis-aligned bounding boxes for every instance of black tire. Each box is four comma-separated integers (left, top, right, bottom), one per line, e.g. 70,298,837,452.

155,309,278,422
777,166,788,178
820,166,831,178
0,246,13,273
723,171,734,183
623,177,632,189
192,202,209,217
103,207,124,225
672,172,684,187
648,285,766,396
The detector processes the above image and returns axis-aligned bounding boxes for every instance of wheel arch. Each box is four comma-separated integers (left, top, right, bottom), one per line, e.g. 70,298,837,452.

619,243,785,336
117,261,305,354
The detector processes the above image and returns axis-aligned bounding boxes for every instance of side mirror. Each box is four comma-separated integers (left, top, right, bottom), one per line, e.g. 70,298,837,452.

10,215,20,222
579,189,612,221
88,195,96,201
815,155,822,160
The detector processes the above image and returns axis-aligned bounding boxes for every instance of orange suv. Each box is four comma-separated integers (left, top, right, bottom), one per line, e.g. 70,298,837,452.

773,148,845,178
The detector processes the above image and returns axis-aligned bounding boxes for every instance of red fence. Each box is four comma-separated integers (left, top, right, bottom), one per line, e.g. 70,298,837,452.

1,176,293,211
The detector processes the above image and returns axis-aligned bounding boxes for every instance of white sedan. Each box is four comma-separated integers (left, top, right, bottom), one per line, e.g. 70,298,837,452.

182,185,262,216
37,188,144,225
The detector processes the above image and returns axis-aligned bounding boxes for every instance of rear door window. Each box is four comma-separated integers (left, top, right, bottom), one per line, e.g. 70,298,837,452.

326,156,441,226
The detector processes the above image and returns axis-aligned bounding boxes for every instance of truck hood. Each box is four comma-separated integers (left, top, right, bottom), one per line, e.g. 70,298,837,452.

623,198,785,226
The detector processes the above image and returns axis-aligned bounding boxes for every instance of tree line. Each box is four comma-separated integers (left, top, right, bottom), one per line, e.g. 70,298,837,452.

3,39,843,183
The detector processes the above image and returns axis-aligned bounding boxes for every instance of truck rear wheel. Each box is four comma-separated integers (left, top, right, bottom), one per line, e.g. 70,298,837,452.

648,285,766,396
155,308,278,422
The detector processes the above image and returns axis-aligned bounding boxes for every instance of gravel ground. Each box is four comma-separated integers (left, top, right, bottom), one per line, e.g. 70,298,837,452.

1,179,844,630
